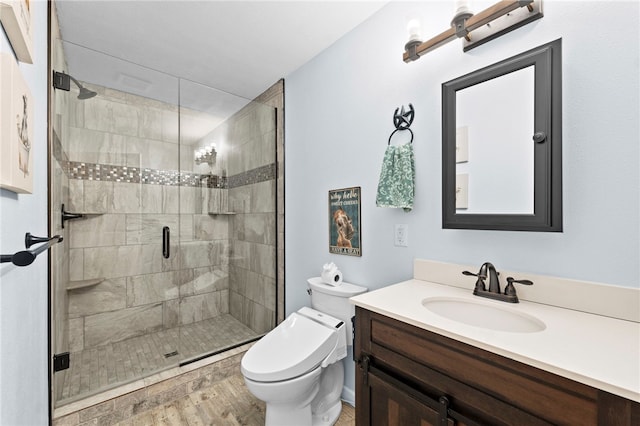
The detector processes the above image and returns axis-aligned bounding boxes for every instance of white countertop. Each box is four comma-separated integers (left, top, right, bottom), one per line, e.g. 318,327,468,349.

350,279,640,402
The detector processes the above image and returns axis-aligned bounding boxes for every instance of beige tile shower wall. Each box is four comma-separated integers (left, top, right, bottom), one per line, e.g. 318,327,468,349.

254,80,285,324
65,87,231,351
224,98,278,334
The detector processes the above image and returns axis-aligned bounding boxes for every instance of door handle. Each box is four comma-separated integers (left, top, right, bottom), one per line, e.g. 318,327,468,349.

162,226,170,259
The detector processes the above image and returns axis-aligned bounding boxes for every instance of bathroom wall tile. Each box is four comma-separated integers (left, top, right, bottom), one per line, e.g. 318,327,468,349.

69,214,126,248
263,277,276,311
241,213,276,246
229,291,243,323
161,109,179,144
68,179,84,212
125,214,179,245
208,188,230,214
68,97,84,130
200,187,211,214
250,180,276,213
125,136,178,171
138,107,163,141
141,184,162,214
69,248,84,281
194,215,228,241
181,266,228,297
240,298,255,331
179,186,197,215
178,240,229,270
229,186,250,214
179,145,195,173
179,292,223,325
68,278,127,318
163,185,179,214
220,289,230,314
228,265,246,297
68,317,84,352
179,109,219,145
160,242,181,273
163,299,179,329
250,243,276,279
126,270,191,307
230,214,245,241
83,180,114,213
67,127,127,166
83,244,162,279
113,182,141,214
250,302,274,334
243,132,275,172
244,272,265,304
230,240,250,271
84,98,139,138
179,214,193,242
84,304,163,348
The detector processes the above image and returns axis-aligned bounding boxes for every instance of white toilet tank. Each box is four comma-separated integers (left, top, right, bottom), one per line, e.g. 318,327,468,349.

307,277,367,345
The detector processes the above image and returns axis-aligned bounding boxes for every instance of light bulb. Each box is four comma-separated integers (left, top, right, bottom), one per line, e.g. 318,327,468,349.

406,19,422,42
453,0,473,18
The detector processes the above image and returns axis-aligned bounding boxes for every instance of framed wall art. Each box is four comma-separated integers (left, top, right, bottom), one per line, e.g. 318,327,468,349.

1,52,34,193
0,0,33,63
329,186,361,256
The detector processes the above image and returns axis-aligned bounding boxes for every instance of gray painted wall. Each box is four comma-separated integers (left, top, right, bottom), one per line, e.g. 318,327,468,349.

285,1,639,399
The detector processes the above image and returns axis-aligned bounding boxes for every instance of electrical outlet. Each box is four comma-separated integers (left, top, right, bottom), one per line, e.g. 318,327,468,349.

394,224,408,247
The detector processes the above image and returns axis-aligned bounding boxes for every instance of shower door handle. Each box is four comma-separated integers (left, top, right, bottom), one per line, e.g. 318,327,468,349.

162,226,170,259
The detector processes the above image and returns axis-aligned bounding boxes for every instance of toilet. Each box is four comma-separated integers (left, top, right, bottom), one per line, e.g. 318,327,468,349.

241,277,367,426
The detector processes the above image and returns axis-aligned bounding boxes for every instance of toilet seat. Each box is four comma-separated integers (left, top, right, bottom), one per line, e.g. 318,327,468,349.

241,311,339,382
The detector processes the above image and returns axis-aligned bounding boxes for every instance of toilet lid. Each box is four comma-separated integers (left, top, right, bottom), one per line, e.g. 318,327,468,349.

241,312,338,382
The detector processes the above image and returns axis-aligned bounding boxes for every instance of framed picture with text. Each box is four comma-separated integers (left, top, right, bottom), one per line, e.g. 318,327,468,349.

329,186,361,257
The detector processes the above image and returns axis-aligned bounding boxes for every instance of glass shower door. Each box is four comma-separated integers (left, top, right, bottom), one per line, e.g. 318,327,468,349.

176,80,278,364
50,39,184,406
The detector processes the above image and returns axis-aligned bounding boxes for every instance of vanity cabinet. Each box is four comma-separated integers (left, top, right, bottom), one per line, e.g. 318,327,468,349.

354,307,640,426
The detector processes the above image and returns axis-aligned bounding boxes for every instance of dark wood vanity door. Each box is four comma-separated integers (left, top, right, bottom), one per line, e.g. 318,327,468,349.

368,371,451,426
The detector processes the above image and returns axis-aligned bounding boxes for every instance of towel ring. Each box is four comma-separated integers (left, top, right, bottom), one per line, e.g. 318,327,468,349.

388,128,414,145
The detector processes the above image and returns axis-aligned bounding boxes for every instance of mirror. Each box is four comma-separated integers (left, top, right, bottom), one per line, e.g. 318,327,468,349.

442,39,562,231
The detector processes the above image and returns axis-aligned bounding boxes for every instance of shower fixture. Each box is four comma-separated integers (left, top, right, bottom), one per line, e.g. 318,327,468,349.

52,70,98,99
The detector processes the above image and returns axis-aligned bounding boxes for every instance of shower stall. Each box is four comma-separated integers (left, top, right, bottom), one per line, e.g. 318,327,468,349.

49,16,280,408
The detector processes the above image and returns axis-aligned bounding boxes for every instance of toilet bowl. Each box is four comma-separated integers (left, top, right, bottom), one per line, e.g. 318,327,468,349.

241,278,367,426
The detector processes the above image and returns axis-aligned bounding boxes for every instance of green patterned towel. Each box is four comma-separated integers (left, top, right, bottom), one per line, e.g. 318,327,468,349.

376,142,415,212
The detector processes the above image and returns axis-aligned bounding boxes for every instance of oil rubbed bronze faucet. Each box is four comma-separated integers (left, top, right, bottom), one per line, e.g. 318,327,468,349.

463,262,533,303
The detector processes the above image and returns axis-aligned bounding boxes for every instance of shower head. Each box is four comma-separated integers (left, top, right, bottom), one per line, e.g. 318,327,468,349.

69,75,97,100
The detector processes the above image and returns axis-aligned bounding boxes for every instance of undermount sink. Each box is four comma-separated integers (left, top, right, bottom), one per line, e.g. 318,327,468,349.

422,297,546,333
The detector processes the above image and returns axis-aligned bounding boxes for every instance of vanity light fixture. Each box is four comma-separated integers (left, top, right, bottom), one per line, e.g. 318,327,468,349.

195,143,217,165
404,0,543,62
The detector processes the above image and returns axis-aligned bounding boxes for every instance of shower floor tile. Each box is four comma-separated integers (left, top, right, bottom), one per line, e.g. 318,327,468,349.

57,314,258,404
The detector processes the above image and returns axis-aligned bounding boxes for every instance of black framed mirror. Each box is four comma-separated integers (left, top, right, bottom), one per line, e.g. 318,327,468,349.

442,39,562,231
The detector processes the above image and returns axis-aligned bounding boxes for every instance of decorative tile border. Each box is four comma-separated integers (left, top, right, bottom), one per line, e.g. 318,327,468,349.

228,163,276,189
60,159,275,189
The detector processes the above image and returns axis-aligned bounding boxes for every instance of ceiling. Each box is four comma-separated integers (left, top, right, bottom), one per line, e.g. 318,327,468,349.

55,1,388,108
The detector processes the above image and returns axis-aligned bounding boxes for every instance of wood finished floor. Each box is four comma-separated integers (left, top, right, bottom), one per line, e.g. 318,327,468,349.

114,373,356,426
58,314,258,404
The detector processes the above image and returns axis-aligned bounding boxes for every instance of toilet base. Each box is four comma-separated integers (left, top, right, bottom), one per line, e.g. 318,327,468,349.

312,399,342,426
